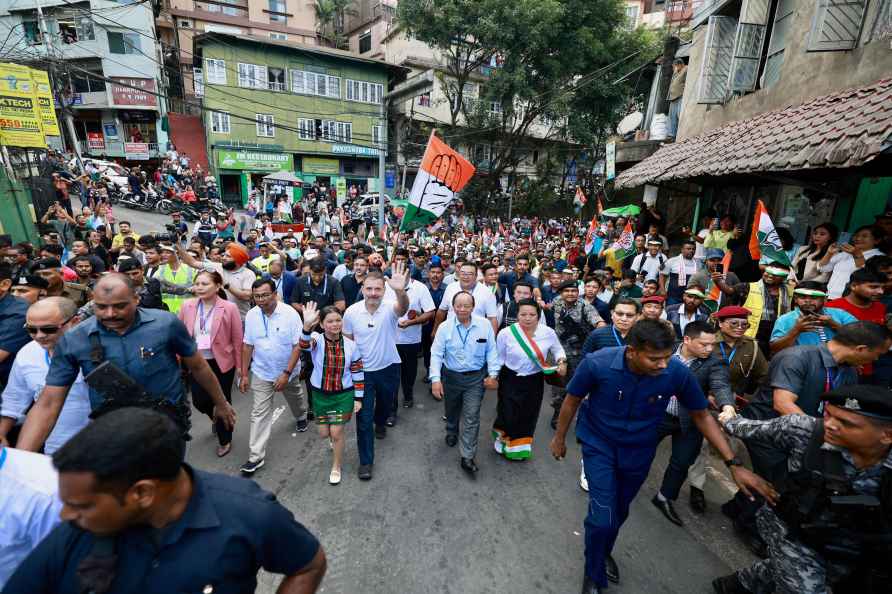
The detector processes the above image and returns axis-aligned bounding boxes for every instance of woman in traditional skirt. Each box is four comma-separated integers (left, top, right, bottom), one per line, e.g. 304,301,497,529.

299,302,364,484
493,299,567,460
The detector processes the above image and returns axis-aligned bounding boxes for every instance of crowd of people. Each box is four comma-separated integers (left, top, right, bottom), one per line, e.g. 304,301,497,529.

1,168,891,594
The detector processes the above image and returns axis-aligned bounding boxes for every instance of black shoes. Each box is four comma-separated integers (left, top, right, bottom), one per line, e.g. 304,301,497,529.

581,574,601,594
712,573,751,594
445,434,458,447
306,410,314,421
652,495,684,526
403,398,414,408
296,419,308,432
385,415,396,427
460,457,478,475
357,464,373,480
239,458,264,475
375,425,387,439
690,486,706,514
605,554,619,584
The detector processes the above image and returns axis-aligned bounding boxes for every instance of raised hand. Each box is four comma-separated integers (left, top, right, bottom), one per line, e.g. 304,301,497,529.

388,260,409,291
302,301,320,331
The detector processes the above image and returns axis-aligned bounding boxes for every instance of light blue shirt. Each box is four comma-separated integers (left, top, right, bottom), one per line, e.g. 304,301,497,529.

429,314,500,381
770,307,858,346
0,447,62,589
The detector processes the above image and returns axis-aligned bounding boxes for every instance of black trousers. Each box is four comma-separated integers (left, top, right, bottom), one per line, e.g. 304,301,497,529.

190,358,235,446
655,413,704,500
394,343,421,414
421,323,434,370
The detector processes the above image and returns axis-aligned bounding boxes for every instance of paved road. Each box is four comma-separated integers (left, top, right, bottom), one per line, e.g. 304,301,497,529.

110,202,757,593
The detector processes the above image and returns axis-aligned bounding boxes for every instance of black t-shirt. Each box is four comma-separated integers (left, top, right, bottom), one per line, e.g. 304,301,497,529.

290,274,344,308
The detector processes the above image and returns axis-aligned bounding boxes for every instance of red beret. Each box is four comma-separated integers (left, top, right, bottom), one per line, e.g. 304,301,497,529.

715,305,751,319
641,295,665,304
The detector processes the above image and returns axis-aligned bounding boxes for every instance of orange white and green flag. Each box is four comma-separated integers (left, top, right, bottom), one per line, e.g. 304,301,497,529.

400,131,475,232
748,199,790,265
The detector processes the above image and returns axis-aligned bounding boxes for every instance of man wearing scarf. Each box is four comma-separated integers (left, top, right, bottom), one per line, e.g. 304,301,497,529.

769,281,857,354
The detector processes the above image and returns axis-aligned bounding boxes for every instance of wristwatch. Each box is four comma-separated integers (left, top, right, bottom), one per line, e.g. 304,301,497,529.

283,369,293,375
724,457,743,468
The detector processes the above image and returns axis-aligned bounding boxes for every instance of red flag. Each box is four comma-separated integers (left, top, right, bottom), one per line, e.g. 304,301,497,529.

574,186,587,207
596,193,604,216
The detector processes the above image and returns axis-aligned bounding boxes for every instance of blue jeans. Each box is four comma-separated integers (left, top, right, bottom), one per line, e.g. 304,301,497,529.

668,98,682,138
656,413,704,500
582,434,656,588
356,363,400,466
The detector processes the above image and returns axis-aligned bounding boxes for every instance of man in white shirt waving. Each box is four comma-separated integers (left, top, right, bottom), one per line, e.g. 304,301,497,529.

342,263,409,481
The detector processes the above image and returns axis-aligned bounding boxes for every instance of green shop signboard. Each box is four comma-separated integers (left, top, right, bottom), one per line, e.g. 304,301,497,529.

217,150,293,172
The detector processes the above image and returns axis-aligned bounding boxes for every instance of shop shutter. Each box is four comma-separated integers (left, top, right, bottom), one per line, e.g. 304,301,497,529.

807,0,868,51
697,16,737,104
728,0,770,92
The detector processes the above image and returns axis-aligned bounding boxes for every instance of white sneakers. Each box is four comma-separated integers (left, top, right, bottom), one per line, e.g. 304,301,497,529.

329,468,341,485
580,460,589,492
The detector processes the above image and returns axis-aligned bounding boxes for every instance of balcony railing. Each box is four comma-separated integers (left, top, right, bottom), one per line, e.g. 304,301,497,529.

78,141,161,159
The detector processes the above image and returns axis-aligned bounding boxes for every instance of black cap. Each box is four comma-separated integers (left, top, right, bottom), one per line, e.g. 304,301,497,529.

13,274,49,289
823,385,892,421
117,257,142,273
30,257,62,271
557,280,579,292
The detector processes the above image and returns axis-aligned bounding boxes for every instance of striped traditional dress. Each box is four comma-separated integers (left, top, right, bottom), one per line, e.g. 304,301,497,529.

299,331,364,424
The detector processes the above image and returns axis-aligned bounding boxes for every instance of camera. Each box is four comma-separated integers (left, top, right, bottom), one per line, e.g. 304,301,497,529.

164,223,180,236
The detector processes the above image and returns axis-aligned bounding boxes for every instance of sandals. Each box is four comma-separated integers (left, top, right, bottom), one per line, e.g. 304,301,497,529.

329,468,342,485
216,443,232,458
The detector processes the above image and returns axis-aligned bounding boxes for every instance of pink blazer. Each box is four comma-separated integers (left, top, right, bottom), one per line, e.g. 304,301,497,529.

179,297,244,373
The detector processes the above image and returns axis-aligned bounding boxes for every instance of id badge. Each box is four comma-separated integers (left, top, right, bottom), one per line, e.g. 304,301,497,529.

196,334,211,350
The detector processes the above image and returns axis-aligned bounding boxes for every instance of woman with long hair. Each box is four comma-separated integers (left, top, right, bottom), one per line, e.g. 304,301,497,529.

493,299,567,460
791,222,838,283
179,269,243,457
299,302,364,485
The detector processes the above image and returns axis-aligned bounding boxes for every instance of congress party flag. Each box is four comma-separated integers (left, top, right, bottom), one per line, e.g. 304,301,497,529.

610,221,635,260
400,131,475,232
748,199,790,265
574,186,587,207
583,214,599,255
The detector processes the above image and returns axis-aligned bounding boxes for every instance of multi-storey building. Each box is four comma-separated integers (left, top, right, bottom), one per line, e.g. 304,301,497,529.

195,32,397,204
1,0,168,159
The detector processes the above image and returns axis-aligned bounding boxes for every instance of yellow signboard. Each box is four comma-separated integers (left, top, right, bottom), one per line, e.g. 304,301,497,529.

0,62,45,148
30,68,61,138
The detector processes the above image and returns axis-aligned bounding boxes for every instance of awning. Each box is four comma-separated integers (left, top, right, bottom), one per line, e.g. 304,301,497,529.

615,77,892,189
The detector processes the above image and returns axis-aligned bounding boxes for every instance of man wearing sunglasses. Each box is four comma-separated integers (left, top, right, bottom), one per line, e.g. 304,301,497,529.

0,298,89,453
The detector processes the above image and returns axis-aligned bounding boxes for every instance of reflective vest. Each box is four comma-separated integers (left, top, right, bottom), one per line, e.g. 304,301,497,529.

742,280,790,338
157,264,194,314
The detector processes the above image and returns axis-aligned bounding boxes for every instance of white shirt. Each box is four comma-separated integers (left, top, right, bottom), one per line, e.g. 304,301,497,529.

395,280,435,345
664,255,699,285
631,252,667,282
205,262,256,318
496,324,566,377
243,301,302,382
694,228,709,261
0,448,62,589
332,263,351,281
1,341,91,455
342,300,402,372
438,282,499,321
820,249,883,299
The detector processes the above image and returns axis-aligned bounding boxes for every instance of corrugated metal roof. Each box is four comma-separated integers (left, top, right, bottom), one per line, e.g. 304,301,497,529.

615,78,892,189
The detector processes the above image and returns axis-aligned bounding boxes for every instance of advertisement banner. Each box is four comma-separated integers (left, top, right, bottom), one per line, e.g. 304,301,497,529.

217,150,292,171
124,142,150,160
87,132,105,150
0,62,45,148
110,78,158,107
103,122,118,139
29,68,61,137
605,141,616,181
336,177,347,201
302,156,339,175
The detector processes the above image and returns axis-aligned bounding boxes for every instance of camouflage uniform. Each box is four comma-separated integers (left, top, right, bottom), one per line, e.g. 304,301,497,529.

725,414,892,594
551,297,601,411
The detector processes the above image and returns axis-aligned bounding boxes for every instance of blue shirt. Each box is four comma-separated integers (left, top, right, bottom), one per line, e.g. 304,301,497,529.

498,271,539,293
770,307,857,346
45,308,197,408
0,294,30,386
429,315,500,381
3,466,320,594
567,347,708,447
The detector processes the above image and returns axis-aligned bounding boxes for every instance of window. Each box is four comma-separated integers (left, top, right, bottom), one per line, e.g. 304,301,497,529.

808,0,868,51
346,79,384,104
359,30,372,53
450,82,477,111
256,114,275,137
268,67,286,91
59,16,95,43
210,111,230,134
290,70,340,98
71,70,105,93
268,0,287,22
108,31,140,54
205,59,227,85
202,1,220,11
625,4,640,28
23,21,42,45
336,122,352,143
180,19,192,28
762,0,795,88
298,118,314,140
372,124,383,145
238,63,267,89
193,68,204,96
223,5,240,16
728,0,770,92
489,101,503,116
696,16,736,103
869,0,892,42
418,92,431,106
270,32,287,40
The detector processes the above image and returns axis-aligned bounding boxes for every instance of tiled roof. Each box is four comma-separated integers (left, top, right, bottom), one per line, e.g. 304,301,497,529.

615,78,892,189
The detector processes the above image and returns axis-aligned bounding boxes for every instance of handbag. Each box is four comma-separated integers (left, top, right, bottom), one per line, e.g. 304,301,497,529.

508,323,566,387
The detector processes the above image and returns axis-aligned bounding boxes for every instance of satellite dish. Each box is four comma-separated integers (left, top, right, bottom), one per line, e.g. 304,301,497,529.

617,111,643,135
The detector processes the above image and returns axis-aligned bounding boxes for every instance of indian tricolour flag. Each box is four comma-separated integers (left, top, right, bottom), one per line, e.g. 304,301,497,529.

583,213,599,255
400,131,475,232
611,221,635,260
748,200,791,265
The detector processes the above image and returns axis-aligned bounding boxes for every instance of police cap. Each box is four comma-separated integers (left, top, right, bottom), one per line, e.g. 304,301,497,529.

12,274,49,289
823,385,892,421
557,280,578,292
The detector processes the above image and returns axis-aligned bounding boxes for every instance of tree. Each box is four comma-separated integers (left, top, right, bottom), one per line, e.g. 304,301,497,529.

315,0,353,49
398,0,658,213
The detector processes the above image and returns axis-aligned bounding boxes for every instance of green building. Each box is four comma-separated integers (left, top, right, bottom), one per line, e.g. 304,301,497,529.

193,33,397,205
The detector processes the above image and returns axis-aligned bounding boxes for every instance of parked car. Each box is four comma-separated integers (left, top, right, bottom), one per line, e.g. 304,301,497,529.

353,193,392,215
86,159,130,194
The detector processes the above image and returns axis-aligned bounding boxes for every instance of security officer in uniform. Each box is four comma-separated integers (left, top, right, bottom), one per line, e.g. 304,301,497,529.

550,279,603,429
551,319,774,594
715,385,892,594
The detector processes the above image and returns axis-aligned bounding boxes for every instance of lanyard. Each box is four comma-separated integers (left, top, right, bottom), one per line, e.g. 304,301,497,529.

273,276,283,293
261,310,272,338
456,322,472,348
720,343,737,365
612,326,624,346
198,301,214,334
45,349,51,366
825,368,837,393
0,447,6,470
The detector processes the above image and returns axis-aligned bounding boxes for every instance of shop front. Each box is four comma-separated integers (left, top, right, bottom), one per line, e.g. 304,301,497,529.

214,148,295,206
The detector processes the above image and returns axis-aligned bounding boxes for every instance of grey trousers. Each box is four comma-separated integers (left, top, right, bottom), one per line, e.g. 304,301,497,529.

442,367,486,460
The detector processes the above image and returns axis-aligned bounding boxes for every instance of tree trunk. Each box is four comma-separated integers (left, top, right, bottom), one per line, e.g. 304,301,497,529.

654,36,680,116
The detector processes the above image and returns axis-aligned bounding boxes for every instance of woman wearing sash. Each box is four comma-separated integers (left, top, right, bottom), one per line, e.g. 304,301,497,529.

493,299,567,460
179,270,243,457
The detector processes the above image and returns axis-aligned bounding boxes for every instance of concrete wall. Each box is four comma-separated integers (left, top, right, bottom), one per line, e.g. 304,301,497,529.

678,0,892,140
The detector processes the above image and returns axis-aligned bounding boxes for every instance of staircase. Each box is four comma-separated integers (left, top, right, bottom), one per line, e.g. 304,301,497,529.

167,113,210,170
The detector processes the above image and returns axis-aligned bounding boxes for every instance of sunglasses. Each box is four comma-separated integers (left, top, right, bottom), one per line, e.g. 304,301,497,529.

723,320,750,329
24,315,75,335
